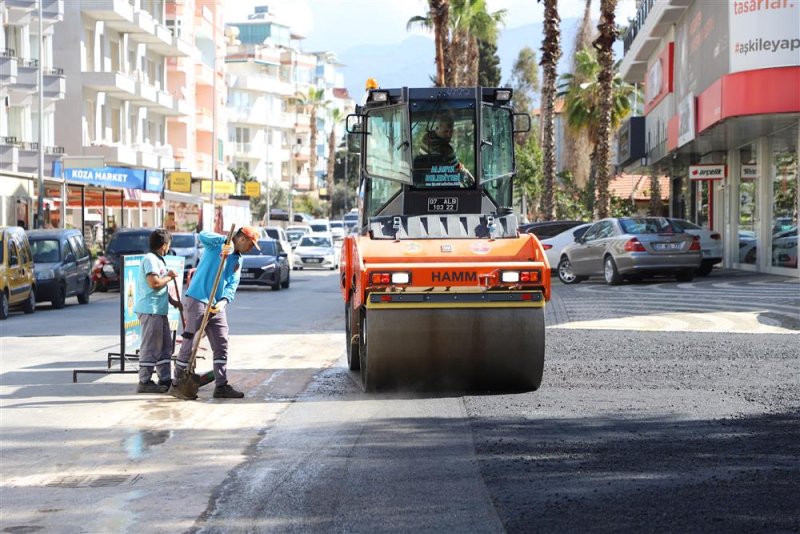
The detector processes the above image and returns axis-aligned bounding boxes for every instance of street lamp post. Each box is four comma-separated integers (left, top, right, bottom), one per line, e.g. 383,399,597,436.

35,0,44,228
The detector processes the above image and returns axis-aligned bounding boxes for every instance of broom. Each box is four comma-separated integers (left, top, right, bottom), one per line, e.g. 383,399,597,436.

176,224,236,399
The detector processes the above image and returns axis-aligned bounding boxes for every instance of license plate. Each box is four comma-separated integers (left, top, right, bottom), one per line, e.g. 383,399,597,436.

428,197,458,212
241,272,256,279
654,242,682,251
305,258,321,263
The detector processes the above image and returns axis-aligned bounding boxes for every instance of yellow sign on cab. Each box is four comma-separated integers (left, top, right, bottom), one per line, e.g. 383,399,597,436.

168,171,192,192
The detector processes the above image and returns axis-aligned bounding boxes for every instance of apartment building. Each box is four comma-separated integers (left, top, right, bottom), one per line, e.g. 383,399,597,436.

617,0,798,276
52,0,195,230
225,4,354,197
0,0,66,228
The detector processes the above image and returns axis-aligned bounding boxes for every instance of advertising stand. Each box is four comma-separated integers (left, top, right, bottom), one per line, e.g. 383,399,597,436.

72,254,185,382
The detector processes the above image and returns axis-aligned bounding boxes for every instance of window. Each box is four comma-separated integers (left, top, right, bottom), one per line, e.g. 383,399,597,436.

365,104,411,184
738,142,759,265
481,105,513,181
31,239,61,263
68,235,89,259
770,125,798,269
8,241,18,266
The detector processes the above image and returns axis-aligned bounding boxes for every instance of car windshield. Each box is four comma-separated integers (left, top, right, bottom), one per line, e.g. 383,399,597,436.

286,230,305,241
310,224,328,233
244,240,277,256
30,239,61,263
107,233,150,254
264,228,280,240
171,234,195,248
620,218,679,234
299,236,331,247
330,222,343,229
671,219,700,231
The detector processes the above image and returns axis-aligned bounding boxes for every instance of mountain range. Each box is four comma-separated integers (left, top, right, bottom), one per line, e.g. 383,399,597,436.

337,17,618,103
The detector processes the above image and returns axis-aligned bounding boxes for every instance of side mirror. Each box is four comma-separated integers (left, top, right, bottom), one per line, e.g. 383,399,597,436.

513,113,532,133
279,252,288,258
64,253,76,263
346,113,365,134
575,236,585,244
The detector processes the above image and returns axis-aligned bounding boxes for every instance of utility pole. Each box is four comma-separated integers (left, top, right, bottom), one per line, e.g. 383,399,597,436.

210,2,216,229
35,0,44,228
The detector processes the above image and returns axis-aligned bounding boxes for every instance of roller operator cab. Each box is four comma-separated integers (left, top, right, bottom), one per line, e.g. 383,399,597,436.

340,86,551,392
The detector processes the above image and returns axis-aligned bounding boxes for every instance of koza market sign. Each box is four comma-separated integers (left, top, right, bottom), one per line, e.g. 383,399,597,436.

65,167,146,189
730,0,800,73
689,164,726,180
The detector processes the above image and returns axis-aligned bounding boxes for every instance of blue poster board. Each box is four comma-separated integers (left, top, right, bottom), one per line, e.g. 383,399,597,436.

122,254,186,354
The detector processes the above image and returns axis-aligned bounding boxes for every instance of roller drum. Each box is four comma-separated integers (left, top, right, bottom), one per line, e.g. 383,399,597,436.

359,307,545,392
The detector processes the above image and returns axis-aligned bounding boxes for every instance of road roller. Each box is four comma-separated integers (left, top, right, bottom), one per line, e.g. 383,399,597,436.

340,84,551,392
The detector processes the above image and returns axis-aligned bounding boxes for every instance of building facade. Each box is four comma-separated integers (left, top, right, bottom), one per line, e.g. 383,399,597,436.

618,0,799,277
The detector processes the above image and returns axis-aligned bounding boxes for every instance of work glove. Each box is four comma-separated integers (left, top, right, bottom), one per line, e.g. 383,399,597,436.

209,299,227,314
221,243,234,257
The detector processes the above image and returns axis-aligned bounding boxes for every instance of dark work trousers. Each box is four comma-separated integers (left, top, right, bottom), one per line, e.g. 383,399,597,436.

175,296,229,386
137,313,173,384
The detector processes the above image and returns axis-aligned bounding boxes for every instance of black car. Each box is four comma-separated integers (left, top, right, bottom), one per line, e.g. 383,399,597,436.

239,239,290,290
519,220,588,239
92,228,151,291
27,228,92,308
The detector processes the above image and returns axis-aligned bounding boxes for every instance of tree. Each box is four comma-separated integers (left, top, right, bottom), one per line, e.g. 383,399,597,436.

293,87,330,193
407,0,450,86
557,48,636,214
508,46,539,132
448,0,506,86
538,0,561,221
562,0,594,189
477,39,501,87
592,0,619,218
649,169,662,215
326,108,345,216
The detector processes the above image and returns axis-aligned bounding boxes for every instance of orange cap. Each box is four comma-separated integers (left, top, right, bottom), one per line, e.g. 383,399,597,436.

239,226,261,250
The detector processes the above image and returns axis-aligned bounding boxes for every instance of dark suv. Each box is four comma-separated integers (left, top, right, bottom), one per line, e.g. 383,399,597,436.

92,228,151,291
27,229,92,308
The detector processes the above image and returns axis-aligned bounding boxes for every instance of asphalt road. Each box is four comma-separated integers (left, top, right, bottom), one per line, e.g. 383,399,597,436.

1,268,798,533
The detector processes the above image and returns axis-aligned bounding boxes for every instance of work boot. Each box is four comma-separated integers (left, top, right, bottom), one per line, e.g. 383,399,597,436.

137,380,168,394
213,383,244,399
168,382,197,401
158,378,172,387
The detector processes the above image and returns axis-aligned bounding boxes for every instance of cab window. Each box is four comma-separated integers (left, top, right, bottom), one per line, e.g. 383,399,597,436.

481,105,513,181
365,176,402,218
365,104,412,184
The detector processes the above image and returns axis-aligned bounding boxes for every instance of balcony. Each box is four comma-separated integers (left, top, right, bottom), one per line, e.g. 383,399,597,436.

195,107,213,132
195,63,214,87
135,145,160,169
228,107,268,126
42,0,64,22
230,75,295,96
82,71,136,97
149,30,194,58
266,111,295,130
0,50,19,83
43,68,65,99
83,142,138,167
0,137,20,172
194,152,212,178
15,142,63,174
620,0,692,82
12,59,38,90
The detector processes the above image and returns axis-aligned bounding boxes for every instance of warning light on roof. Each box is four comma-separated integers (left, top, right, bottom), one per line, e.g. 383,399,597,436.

365,78,379,90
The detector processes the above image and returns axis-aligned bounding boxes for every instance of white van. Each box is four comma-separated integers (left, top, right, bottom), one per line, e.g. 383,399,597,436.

308,219,332,234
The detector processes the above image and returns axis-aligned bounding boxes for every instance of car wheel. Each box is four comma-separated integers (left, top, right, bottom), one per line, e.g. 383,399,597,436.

697,262,713,277
676,270,695,283
603,256,623,286
557,256,581,284
23,289,36,314
281,272,290,289
78,278,91,304
345,299,360,371
52,284,66,309
0,291,9,320
271,278,281,291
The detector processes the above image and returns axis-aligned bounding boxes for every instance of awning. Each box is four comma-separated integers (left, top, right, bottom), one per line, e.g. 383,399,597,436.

164,190,204,206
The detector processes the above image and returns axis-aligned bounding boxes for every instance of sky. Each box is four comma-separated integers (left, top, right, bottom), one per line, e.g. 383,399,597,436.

224,0,640,53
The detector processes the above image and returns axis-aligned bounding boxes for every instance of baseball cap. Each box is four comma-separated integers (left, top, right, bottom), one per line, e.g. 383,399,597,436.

239,226,261,250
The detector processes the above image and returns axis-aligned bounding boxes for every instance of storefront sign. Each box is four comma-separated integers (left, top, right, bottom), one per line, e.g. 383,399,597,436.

645,43,674,114
168,171,192,193
617,116,646,166
145,171,163,192
677,93,696,148
200,180,236,195
741,164,759,180
730,0,800,73
689,164,726,180
245,182,261,197
64,166,145,189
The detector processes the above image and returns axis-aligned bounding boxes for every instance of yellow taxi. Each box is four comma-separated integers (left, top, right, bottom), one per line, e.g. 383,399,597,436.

0,226,36,320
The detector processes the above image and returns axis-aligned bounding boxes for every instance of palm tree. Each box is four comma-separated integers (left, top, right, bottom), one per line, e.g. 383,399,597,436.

592,0,619,218
538,0,561,221
326,108,345,216
558,48,636,212
407,0,450,86
294,87,329,193
448,0,506,86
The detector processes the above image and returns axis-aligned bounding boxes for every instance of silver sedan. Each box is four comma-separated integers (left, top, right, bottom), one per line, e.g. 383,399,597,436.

557,217,702,285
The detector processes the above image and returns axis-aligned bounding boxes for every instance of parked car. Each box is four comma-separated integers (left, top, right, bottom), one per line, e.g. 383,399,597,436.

771,227,798,268
27,228,92,308
539,223,591,270
239,239,291,290
294,233,338,270
285,225,311,250
92,228,151,292
0,226,36,319
557,217,702,285
266,210,312,225
669,219,722,276
260,226,294,269
170,232,202,278
330,220,345,240
519,220,587,239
